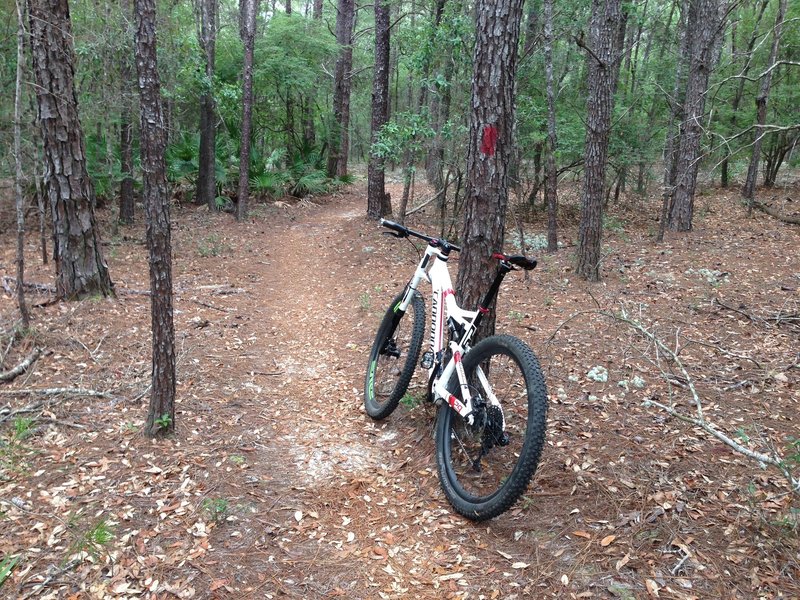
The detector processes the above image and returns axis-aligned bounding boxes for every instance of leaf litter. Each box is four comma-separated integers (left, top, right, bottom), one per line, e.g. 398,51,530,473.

0,182,798,598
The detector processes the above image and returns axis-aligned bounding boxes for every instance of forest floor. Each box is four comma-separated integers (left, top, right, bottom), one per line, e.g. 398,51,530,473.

0,180,798,599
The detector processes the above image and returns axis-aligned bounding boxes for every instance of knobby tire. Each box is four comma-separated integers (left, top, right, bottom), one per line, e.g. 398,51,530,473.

435,335,548,521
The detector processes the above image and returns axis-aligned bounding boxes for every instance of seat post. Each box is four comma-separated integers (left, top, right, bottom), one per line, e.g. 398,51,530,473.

472,263,512,331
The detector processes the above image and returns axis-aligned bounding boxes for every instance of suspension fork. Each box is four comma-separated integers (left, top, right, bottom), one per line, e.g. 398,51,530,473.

381,252,431,351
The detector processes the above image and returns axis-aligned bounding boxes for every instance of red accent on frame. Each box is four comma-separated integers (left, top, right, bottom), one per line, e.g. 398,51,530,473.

481,125,498,156
453,351,462,363
492,252,507,261
478,306,489,314
448,395,464,412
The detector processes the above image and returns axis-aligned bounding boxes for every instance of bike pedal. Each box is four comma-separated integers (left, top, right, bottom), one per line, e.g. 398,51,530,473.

420,351,434,369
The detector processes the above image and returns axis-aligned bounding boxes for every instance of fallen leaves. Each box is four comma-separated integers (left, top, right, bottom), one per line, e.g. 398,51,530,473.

600,534,617,547
1,189,799,600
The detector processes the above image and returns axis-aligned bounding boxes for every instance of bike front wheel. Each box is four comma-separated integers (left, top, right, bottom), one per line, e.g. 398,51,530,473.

364,290,425,420
435,335,548,521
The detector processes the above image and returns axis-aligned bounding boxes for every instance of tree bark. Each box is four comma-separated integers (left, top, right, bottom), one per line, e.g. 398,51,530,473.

28,0,114,299
742,0,787,209
196,0,217,210
119,0,135,225
543,0,558,253
327,0,355,178
367,0,392,219
576,0,624,281
236,0,259,221
455,0,525,339
668,0,723,232
14,0,30,328
134,0,176,437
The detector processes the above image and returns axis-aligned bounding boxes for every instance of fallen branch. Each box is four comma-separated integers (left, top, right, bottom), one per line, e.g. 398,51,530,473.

1,276,56,295
189,299,230,312
405,188,445,217
0,387,113,399
606,307,799,494
753,200,800,225
0,401,44,424
0,348,42,382
642,396,797,491
0,335,17,367
20,558,80,597
713,297,762,324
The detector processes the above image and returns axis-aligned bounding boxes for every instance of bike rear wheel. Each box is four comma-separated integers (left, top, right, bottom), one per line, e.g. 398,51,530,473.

435,335,547,521
364,290,425,420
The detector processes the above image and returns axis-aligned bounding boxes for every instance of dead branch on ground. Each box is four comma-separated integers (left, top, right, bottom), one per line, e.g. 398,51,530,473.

0,348,42,383
2,276,56,295
604,307,799,494
753,199,800,225
0,387,114,399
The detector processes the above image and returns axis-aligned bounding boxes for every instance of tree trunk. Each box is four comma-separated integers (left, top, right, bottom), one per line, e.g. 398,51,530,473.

196,0,217,210
426,44,454,192
397,147,415,225
28,0,114,299
721,0,768,188
544,0,558,253
455,0,525,340
522,0,539,58
134,0,176,437
576,0,624,281
367,0,392,219
14,0,30,328
657,0,689,242
119,0,135,225
763,132,796,187
236,0,259,221
313,0,322,18
34,147,47,265
327,0,355,178
668,0,722,232
742,0,787,209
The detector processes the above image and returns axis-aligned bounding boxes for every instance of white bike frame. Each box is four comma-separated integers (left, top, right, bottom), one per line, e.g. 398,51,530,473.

396,243,503,426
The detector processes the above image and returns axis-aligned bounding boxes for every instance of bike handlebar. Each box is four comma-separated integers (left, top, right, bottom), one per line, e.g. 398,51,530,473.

380,219,462,252
380,219,537,271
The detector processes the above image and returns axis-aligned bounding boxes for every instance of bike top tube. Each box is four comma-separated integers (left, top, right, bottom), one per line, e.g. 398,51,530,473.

380,219,462,253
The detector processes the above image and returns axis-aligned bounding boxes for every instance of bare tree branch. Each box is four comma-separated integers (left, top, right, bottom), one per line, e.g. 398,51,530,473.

0,348,42,382
604,307,799,493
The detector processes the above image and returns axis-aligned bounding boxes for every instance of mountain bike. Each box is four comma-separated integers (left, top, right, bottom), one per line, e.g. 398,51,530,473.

364,219,548,521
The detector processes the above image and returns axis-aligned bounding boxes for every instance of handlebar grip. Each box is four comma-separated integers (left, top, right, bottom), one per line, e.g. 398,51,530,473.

380,219,408,236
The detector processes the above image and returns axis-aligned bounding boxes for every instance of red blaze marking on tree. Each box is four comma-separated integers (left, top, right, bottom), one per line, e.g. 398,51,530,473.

481,125,498,156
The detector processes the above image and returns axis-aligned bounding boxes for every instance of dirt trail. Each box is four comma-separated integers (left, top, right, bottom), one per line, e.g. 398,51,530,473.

195,192,559,598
